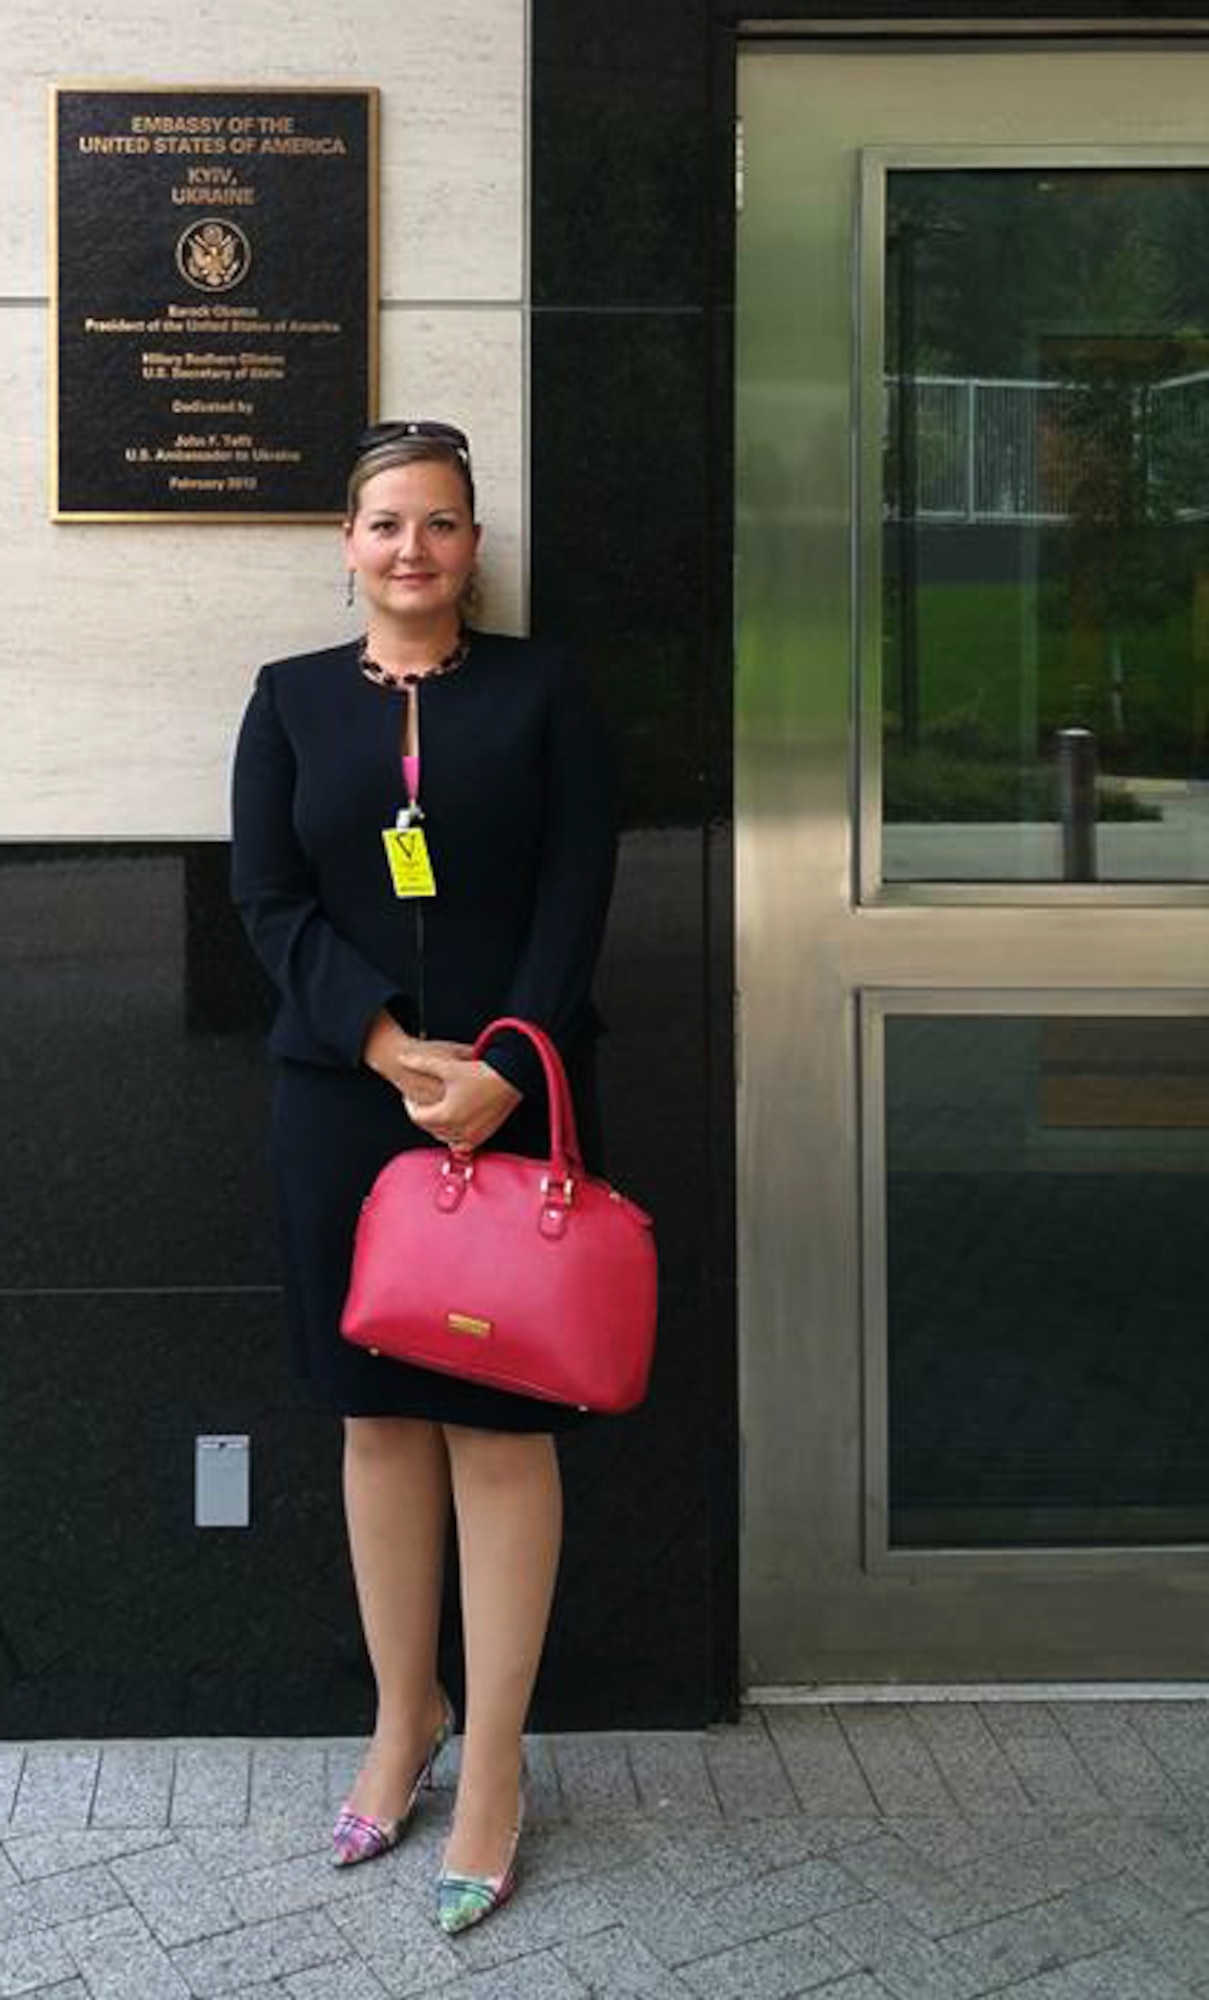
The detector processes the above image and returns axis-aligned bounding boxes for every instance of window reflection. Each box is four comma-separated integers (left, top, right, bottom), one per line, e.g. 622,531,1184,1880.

883,170,1209,882
886,1013,1209,1547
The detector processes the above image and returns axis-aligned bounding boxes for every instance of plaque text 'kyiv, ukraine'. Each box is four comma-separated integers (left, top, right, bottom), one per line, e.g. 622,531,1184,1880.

52,87,378,520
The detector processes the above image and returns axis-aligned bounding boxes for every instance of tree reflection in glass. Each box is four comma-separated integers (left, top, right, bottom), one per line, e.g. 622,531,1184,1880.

883,169,1209,882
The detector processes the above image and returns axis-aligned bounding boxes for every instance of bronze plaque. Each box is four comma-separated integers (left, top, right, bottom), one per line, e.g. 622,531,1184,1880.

51,86,378,520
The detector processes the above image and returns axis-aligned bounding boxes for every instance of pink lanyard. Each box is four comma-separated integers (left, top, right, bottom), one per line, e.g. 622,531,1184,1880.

398,687,422,827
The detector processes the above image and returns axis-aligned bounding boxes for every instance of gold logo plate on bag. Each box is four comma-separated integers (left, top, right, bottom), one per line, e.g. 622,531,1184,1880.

447,1312,492,1340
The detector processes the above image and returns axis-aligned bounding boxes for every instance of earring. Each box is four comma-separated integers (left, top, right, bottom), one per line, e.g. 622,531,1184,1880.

345,571,356,608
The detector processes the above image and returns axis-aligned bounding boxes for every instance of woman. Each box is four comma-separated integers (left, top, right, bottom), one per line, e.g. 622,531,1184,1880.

229,420,616,1934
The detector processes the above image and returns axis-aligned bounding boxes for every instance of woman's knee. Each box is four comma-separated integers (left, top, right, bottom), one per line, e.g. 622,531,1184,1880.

444,1425,557,1488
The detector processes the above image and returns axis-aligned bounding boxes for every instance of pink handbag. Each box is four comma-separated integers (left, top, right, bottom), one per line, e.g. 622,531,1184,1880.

341,1017,657,1413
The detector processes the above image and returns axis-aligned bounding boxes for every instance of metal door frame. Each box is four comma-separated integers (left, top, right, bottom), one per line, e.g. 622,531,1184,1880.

736,37,1209,1688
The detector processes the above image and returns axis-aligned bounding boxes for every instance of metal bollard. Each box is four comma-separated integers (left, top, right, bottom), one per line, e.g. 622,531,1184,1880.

1057,727,1098,882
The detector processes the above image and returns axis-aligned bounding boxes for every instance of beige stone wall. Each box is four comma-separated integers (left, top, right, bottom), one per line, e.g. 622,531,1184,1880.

1,1,527,836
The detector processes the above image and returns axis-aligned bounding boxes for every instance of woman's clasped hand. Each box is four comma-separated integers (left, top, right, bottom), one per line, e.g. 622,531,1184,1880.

359,1013,522,1150
402,1050,522,1153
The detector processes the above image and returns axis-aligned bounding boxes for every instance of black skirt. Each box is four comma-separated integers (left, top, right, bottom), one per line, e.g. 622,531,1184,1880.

269,1048,602,1431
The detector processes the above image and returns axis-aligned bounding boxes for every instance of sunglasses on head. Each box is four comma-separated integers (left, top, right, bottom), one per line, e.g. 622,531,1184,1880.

356,420,472,465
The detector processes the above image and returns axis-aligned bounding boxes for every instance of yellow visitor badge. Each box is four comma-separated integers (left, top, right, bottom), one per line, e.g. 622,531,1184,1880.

382,825,437,899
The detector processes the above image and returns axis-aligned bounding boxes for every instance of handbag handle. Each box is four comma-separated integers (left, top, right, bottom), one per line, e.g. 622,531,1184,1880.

471,1016,583,1181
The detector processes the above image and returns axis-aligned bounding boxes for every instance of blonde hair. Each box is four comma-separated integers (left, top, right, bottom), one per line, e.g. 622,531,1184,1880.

345,436,476,521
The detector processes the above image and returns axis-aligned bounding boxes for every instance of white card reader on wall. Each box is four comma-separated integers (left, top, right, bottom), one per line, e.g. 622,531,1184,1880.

195,1435,251,1528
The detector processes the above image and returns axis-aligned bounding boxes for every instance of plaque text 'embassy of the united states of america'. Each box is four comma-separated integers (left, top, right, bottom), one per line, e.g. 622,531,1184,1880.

52,86,378,520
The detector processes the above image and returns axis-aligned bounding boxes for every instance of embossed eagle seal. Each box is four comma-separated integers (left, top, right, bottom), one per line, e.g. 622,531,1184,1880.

176,219,252,293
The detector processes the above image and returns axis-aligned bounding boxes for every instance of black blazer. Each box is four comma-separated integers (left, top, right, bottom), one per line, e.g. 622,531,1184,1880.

229,631,616,1100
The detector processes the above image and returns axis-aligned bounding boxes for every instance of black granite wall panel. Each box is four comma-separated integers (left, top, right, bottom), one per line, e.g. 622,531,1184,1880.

531,0,735,1727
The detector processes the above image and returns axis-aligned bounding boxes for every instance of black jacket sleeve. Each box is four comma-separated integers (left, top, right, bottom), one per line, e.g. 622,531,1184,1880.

480,654,617,1102
230,664,400,1067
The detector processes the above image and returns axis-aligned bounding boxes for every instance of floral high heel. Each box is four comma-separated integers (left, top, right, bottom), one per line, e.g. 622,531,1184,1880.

436,1788,525,1935
331,1689,456,1869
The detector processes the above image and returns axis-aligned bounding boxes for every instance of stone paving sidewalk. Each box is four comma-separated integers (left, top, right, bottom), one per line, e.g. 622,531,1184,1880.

4,1702,1209,1998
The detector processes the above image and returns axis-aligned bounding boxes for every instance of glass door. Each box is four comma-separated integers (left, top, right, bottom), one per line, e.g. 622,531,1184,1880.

736,41,1209,1686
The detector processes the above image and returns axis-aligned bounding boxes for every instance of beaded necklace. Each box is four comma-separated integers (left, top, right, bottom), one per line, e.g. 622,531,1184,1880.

357,629,471,690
